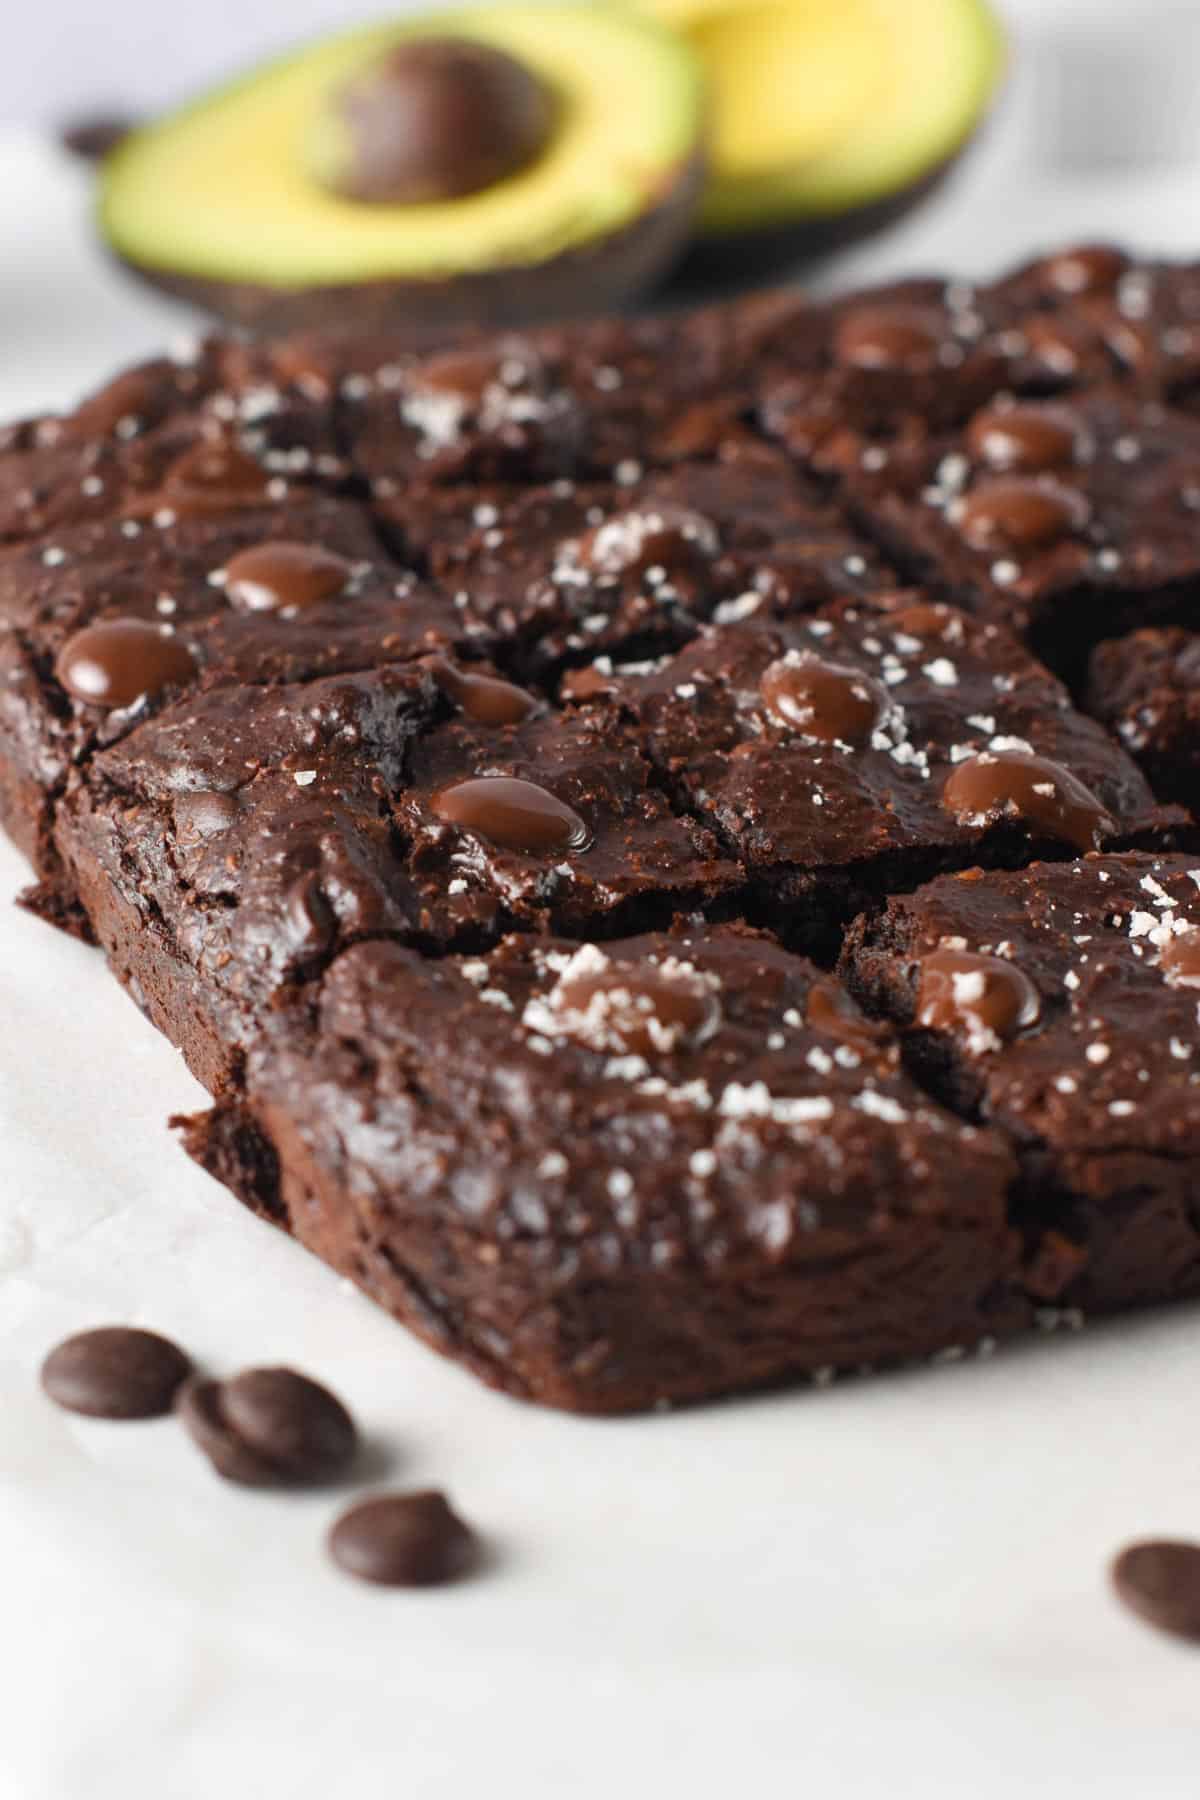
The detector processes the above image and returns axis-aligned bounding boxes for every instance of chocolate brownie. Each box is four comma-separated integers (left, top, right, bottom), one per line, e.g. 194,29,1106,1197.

7,243,1200,1413
846,388,1200,676
843,854,1200,1316
187,927,1024,1411
382,451,897,674
565,599,1180,956
1086,628,1200,807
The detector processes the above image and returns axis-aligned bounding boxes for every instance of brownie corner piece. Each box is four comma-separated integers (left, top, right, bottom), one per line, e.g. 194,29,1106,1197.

204,926,1023,1412
842,852,1200,1317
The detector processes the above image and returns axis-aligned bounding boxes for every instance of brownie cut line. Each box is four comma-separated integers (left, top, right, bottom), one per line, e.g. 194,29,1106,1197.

7,242,1200,1413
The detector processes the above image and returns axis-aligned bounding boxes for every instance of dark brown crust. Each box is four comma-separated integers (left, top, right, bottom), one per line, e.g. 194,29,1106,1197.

109,155,706,334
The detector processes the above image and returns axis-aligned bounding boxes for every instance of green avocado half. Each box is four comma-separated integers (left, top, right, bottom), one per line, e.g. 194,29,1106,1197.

638,0,1005,275
98,8,707,332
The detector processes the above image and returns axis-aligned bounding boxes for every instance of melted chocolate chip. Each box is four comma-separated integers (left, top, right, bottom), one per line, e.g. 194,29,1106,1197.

760,652,886,744
942,751,1116,851
177,1366,357,1486
805,982,888,1052
55,619,198,709
1020,314,1092,380
330,37,555,205
174,790,240,842
412,348,499,405
953,477,1090,552
432,775,591,853
915,947,1040,1045
881,602,955,639
965,403,1083,474
329,1490,477,1587
285,874,338,954
41,1326,191,1419
1042,244,1128,296
426,657,538,725
547,949,721,1056
833,305,944,373
1160,926,1200,988
1112,1540,1200,1643
575,503,718,579
156,440,272,517
224,541,353,613
65,367,163,441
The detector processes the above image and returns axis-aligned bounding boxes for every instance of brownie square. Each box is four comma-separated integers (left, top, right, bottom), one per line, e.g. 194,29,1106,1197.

571,599,1180,957
1086,628,1200,806
847,388,1200,674
843,853,1200,1316
380,450,897,674
186,925,1023,1411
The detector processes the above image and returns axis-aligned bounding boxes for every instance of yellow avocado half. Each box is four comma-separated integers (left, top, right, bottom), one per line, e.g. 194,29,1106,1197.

98,8,707,331
637,0,1006,237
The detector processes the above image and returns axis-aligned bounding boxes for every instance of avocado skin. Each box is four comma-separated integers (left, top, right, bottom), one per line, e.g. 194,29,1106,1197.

660,130,981,308
107,154,705,335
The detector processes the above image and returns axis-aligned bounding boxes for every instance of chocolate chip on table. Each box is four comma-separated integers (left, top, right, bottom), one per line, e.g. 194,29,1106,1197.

1111,1539,1200,1643
41,1326,191,1419
425,656,539,726
328,1490,477,1587
177,1366,357,1486
54,619,198,708
223,541,353,613
432,774,591,853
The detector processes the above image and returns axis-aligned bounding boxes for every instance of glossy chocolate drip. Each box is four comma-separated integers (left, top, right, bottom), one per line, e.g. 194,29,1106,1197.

433,775,590,853
224,541,353,613
915,946,1040,1045
426,657,538,725
942,750,1115,851
954,477,1090,552
760,652,885,744
55,619,198,708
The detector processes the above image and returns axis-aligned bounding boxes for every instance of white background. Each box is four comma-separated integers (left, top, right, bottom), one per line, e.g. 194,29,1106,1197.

4,4,1200,1798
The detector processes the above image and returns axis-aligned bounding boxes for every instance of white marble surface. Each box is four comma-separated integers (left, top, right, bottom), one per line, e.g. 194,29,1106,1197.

5,17,1200,1793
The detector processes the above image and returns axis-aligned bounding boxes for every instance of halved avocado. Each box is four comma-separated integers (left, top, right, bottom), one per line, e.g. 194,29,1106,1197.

98,9,706,332
639,0,1004,271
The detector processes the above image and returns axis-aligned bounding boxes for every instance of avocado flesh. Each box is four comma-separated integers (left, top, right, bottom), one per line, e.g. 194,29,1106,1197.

640,0,1004,236
99,9,704,288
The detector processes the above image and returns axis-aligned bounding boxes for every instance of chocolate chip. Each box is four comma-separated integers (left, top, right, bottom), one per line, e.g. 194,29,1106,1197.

173,790,240,842
224,541,353,613
177,1367,357,1486
575,503,718,579
154,439,272,517
942,750,1115,852
833,305,945,373
1020,314,1092,380
760,652,886,744
284,874,338,955
328,1490,477,1587
805,981,888,1052
1160,925,1200,988
41,1326,191,1419
432,775,591,853
915,947,1040,1044
546,946,721,1056
952,477,1090,552
1112,1539,1200,1642
426,656,539,725
1042,243,1128,296
329,37,555,205
965,403,1083,474
55,619,198,708
65,367,162,441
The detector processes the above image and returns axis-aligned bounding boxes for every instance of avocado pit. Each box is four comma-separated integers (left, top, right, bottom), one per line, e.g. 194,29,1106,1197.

317,36,557,205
